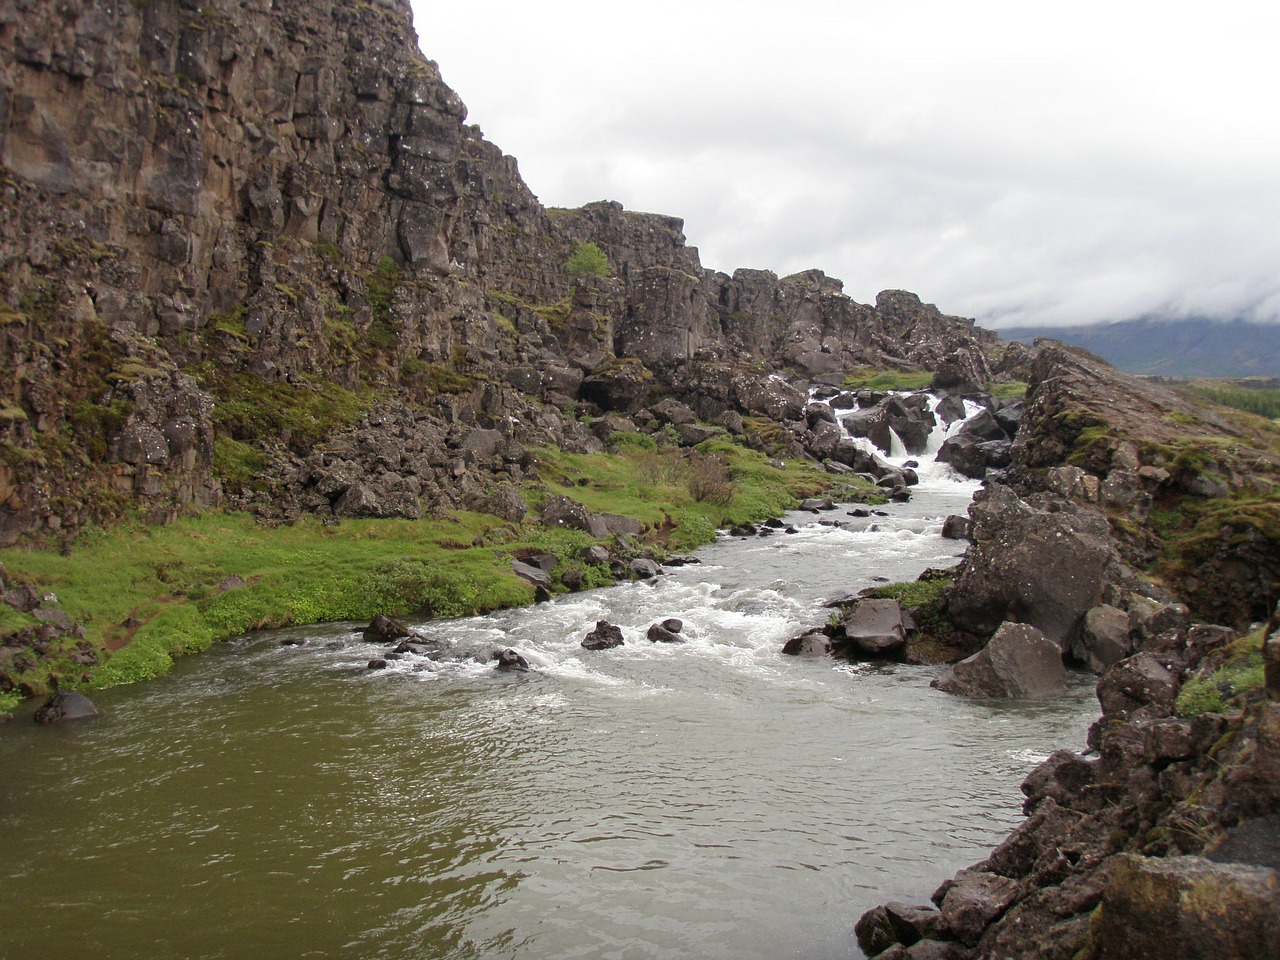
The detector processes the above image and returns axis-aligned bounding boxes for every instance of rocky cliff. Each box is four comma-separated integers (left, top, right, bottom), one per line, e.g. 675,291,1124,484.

0,0,1001,545
855,345,1280,959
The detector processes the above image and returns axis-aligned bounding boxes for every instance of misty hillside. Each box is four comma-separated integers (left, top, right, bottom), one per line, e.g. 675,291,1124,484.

996,317,1280,377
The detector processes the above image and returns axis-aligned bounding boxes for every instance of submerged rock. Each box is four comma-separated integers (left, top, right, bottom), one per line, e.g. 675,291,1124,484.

493,648,530,672
33,690,98,724
646,620,685,643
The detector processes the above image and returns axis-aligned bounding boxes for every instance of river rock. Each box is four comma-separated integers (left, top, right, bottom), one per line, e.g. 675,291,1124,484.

33,690,98,724
932,622,1068,699
940,515,970,540
855,900,945,956
834,598,906,657
1093,855,1280,960
582,620,624,650
941,485,1117,650
493,648,530,671
936,869,1022,947
628,558,661,579
1072,603,1132,673
363,614,412,643
647,621,685,643
781,629,832,657
1095,652,1178,722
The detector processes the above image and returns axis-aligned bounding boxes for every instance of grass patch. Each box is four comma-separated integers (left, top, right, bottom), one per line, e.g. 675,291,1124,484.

1186,384,1280,421
0,511,538,693
988,380,1029,399
868,576,951,609
841,367,934,391
0,434,857,698
1176,627,1267,718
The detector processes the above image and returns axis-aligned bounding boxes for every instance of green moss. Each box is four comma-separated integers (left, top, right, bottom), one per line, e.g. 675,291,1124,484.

868,575,952,609
988,380,1028,399
1176,627,1267,717
212,437,267,490
841,367,934,391
192,367,372,453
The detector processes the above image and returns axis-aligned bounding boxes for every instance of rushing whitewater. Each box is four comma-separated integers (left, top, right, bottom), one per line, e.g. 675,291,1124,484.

0,394,1097,960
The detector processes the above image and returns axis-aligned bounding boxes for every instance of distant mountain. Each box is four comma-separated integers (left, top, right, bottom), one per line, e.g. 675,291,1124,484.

995,318,1280,378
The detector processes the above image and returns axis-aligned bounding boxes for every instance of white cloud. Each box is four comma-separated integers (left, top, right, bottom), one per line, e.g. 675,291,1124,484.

410,0,1280,327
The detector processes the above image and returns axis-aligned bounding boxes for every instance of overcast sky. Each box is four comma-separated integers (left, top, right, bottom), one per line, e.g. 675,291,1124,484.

407,1,1280,328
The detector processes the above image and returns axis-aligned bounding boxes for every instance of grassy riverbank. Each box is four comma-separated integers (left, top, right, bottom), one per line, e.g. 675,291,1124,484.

1,438,855,714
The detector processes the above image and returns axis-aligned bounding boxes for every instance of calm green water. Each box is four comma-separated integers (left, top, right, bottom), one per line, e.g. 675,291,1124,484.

0,482,1099,960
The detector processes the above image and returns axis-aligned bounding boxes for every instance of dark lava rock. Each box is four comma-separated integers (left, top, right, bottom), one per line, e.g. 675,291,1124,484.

582,620,625,650
647,622,685,644
936,869,1022,947
511,558,554,591
855,901,945,957
367,659,388,671
1094,855,1280,960
932,622,1068,699
1096,652,1178,721
493,648,530,671
834,598,906,658
942,485,1116,650
782,629,832,657
363,614,412,643
628,558,662,579
33,690,98,724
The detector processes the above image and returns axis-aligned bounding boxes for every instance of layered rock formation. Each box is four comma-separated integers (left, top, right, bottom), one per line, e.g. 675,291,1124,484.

857,345,1280,958
0,0,1002,545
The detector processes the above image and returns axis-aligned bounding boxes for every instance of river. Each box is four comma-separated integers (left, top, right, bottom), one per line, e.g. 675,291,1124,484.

0,404,1099,959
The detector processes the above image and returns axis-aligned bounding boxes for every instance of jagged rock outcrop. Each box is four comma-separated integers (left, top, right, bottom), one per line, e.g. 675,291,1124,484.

0,0,1006,545
860,618,1280,960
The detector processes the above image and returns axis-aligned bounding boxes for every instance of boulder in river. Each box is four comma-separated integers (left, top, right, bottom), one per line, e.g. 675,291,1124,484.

33,690,98,724
932,622,1068,699
582,620,625,650
834,598,907,658
782,629,832,657
941,485,1117,650
647,620,685,643
628,558,662,580
493,648,530,671
363,614,411,643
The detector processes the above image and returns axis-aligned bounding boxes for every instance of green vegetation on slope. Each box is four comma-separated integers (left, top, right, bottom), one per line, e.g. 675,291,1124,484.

1176,626,1267,718
841,367,934,391
0,435,864,709
1184,383,1280,421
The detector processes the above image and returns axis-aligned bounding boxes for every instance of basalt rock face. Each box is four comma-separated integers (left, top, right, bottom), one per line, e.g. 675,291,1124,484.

1003,344,1280,628
0,0,1002,544
859,624,1280,960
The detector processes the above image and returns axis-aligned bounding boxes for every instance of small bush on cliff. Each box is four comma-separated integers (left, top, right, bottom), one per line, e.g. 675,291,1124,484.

684,452,735,505
565,241,610,278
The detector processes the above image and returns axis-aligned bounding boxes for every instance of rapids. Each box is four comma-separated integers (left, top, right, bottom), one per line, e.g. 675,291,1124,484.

0,396,1098,959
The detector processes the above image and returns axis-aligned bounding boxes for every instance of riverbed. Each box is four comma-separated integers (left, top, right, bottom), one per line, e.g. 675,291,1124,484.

0,459,1098,959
